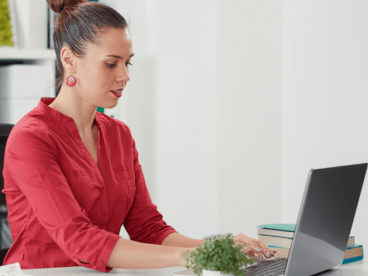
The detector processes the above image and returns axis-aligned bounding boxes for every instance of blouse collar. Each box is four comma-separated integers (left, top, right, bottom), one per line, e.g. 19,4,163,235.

37,97,101,129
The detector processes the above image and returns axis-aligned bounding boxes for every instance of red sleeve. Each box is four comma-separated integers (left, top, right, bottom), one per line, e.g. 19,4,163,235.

5,128,120,272
123,130,177,245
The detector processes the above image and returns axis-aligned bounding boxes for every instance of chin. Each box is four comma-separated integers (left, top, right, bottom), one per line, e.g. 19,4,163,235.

103,101,119,109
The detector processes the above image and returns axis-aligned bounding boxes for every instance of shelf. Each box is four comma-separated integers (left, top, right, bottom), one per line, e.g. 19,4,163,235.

0,48,55,61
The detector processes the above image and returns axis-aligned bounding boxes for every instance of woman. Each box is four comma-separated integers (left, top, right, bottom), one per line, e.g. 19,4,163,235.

2,0,275,272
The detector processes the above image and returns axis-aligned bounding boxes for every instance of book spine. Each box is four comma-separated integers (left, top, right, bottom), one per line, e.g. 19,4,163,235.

258,235,293,248
268,245,364,262
258,234,293,239
342,255,363,265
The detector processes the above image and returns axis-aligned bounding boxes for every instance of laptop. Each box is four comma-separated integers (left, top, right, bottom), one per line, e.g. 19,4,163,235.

172,163,368,276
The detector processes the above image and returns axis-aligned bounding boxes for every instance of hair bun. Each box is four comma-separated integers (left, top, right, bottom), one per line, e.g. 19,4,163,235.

46,0,87,14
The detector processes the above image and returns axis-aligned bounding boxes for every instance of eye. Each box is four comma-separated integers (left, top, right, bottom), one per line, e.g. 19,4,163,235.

126,61,133,67
107,63,117,68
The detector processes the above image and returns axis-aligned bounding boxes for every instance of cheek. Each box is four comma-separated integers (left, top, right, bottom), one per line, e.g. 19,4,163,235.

81,67,114,89
79,65,99,85
103,69,116,83
99,71,116,91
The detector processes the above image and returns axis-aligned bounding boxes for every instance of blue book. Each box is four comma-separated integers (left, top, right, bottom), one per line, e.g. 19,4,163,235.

257,223,296,232
258,224,356,248
342,255,363,265
268,244,363,265
342,244,364,265
257,224,296,238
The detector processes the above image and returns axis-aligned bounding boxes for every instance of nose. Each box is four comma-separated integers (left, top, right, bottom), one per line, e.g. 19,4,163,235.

116,64,130,84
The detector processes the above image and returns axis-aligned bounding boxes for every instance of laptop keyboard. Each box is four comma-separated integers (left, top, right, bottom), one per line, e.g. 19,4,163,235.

243,257,287,276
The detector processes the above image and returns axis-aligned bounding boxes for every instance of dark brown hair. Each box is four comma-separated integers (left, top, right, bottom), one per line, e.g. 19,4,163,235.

46,0,128,95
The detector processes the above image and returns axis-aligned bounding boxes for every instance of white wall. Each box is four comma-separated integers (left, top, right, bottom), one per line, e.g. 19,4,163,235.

282,0,368,246
106,0,219,240
104,0,283,240
217,1,282,238
151,1,218,239
104,0,368,246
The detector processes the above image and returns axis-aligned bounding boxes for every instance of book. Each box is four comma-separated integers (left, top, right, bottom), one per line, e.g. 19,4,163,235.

347,236,356,248
257,223,296,232
257,224,295,238
268,244,364,265
258,234,293,248
344,245,363,259
342,255,363,265
268,246,290,258
259,233,355,249
257,224,355,248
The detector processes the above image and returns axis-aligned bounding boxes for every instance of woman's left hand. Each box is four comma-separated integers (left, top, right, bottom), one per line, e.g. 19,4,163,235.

233,233,276,259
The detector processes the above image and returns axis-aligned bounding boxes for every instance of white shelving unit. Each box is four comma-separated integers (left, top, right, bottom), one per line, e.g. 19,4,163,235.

0,48,56,124
0,48,55,61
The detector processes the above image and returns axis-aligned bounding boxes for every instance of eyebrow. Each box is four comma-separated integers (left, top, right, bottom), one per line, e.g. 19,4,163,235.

105,53,134,59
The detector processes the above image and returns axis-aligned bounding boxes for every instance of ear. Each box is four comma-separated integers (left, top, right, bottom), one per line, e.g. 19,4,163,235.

60,46,77,73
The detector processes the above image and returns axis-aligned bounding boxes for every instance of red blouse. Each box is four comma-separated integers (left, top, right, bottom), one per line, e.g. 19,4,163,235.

2,97,177,272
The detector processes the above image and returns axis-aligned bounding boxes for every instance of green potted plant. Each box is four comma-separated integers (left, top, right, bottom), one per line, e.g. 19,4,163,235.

184,233,255,276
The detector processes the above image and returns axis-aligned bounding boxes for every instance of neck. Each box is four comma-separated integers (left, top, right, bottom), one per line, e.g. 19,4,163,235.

50,87,97,136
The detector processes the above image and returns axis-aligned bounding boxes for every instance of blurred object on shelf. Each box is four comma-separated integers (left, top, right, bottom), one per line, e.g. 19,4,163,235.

0,0,15,47
47,5,59,49
11,0,47,49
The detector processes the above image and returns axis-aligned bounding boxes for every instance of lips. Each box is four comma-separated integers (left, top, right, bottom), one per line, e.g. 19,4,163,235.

110,87,124,98
111,91,122,98
112,87,124,92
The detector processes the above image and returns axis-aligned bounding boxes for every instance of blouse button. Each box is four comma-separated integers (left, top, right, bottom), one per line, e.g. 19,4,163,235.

101,187,106,194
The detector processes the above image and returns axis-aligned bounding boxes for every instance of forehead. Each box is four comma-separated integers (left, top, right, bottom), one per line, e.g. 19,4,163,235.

87,27,133,57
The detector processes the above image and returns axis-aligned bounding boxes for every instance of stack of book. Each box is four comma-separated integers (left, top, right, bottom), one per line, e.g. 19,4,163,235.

257,223,363,264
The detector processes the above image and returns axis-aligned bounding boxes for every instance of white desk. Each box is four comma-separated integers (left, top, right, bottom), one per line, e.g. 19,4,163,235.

23,260,368,276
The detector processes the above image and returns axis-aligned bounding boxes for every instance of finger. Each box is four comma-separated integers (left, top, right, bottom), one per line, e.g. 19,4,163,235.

247,247,277,258
256,242,274,258
243,249,255,257
251,247,262,258
244,241,262,258
265,248,277,257
253,253,264,262
244,244,265,259
243,247,259,258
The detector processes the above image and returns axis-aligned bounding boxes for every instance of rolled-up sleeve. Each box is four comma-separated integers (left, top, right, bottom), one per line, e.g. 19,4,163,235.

5,129,120,272
123,134,177,245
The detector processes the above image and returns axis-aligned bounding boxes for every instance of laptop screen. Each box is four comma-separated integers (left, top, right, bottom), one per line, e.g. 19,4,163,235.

285,163,367,276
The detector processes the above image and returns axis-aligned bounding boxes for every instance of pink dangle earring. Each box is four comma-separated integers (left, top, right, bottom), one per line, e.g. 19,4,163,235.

61,49,77,87
66,75,77,87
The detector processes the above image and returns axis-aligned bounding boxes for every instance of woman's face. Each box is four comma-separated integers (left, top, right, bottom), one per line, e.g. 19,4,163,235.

73,27,134,109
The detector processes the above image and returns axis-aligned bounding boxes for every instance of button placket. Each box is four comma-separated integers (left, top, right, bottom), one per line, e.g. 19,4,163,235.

100,185,109,223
